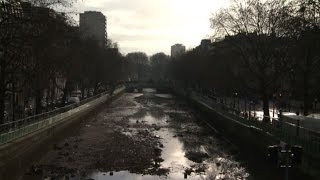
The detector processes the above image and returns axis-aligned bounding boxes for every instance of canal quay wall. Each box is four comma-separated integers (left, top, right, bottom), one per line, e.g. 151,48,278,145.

0,86,125,167
174,89,320,179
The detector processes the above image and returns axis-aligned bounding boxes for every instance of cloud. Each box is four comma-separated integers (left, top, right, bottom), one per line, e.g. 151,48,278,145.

75,0,229,55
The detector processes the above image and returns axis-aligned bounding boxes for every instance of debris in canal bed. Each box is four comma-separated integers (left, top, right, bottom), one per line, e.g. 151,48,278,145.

152,123,161,130
20,93,251,180
184,167,194,175
158,142,164,148
185,151,210,163
177,133,184,137
192,163,208,173
155,135,160,138
215,172,226,180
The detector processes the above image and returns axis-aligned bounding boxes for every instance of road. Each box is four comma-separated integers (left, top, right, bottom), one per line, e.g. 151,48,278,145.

3,89,312,180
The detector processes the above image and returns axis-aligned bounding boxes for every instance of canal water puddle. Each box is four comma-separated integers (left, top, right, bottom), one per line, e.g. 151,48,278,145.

86,129,209,180
89,109,250,180
128,112,169,126
154,94,173,99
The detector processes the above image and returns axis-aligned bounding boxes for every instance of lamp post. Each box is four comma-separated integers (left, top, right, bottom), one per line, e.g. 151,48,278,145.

244,96,247,118
254,102,256,119
234,92,238,113
272,94,276,118
249,100,253,120
233,91,237,110
314,98,318,112
279,93,282,108
237,93,240,112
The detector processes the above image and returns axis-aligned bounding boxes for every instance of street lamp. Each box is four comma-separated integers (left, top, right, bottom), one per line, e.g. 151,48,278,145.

233,91,238,111
244,96,247,118
249,100,254,120
237,93,240,112
314,98,318,112
272,94,276,118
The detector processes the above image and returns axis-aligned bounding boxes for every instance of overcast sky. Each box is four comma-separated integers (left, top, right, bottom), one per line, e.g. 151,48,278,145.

73,0,229,56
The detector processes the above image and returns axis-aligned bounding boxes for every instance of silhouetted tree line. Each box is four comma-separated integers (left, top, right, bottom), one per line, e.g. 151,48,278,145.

0,0,127,123
125,52,150,81
150,52,170,81
168,0,320,121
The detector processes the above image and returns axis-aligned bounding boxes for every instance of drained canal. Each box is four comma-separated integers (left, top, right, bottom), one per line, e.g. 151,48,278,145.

5,89,310,180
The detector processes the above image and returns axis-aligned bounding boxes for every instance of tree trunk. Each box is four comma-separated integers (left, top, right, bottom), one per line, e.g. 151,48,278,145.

81,82,85,99
46,90,49,112
0,90,5,124
94,81,99,95
35,88,42,114
11,83,15,121
0,60,6,124
262,92,270,123
303,71,309,116
261,80,270,123
62,80,70,106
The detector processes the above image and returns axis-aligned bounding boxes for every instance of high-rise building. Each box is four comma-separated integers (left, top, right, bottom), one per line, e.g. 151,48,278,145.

200,39,211,48
171,44,186,58
79,11,107,48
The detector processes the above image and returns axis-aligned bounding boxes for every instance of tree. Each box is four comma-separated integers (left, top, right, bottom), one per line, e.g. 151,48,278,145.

24,0,76,8
150,52,170,81
210,0,293,122
125,52,149,81
283,0,320,115
0,1,35,122
27,6,71,114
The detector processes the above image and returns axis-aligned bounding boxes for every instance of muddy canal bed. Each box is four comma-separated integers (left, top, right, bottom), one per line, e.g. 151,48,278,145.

23,89,250,180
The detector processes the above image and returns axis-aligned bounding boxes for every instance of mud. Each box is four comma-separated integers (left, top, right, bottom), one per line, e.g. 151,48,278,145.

21,89,251,180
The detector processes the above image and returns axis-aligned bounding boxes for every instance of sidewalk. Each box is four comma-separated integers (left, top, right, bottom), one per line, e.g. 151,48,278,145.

203,95,320,133
282,113,320,133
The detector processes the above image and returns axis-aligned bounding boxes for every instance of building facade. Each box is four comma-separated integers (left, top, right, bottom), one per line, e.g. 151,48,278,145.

79,11,107,48
171,44,186,58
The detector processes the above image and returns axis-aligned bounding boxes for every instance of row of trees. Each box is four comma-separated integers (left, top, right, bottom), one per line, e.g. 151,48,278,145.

0,0,126,123
3,0,319,123
123,52,171,82
169,0,320,121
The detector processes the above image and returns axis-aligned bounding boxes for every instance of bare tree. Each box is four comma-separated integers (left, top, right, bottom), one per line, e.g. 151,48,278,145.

23,0,75,8
0,1,35,122
210,0,293,122
150,52,170,81
282,0,320,115
125,52,149,81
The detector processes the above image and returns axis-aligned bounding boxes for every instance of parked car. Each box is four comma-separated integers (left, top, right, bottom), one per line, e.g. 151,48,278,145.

68,96,80,104
71,90,82,98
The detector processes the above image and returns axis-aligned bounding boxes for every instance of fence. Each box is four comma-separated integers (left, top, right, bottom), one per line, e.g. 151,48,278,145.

189,91,320,159
0,86,125,146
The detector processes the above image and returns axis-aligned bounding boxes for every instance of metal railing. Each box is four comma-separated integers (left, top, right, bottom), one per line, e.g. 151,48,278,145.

0,86,125,146
189,91,320,158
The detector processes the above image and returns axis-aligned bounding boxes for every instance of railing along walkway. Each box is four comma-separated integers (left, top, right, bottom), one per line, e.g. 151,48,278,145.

188,91,320,159
0,86,125,146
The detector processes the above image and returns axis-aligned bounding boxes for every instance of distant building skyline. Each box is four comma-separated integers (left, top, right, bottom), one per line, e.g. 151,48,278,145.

73,0,230,55
79,11,107,48
171,44,186,58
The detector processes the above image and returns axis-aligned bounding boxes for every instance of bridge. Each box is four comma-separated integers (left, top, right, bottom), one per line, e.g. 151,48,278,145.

0,83,319,180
